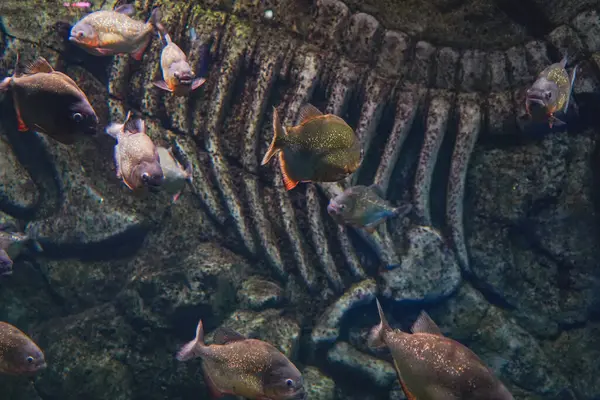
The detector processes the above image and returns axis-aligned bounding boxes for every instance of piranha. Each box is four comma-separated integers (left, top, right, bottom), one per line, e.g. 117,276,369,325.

153,28,206,96
105,112,164,192
69,4,163,61
327,184,412,233
0,223,43,277
525,55,577,129
0,56,98,145
369,299,514,400
156,146,193,202
0,322,46,376
0,225,28,277
261,104,363,191
176,319,306,400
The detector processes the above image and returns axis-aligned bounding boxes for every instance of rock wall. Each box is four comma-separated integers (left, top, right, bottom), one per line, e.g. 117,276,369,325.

0,0,599,399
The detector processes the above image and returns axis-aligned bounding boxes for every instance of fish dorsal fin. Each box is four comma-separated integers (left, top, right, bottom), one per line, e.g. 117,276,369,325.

123,111,144,134
24,57,54,75
213,326,246,345
298,104,323,124
368,183,386,198
114,4,135,15
411,311,444,336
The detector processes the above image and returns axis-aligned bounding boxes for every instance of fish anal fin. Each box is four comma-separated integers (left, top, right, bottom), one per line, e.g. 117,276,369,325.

114,4,135,15
153,80,172,92
298,103,323,124
17,117,28,132
213,326,246,345
398,375,417,400
278,152,299,191
203,370,225,399
14,95,28,132
131,37,151,61
24,57,54,74
172,191,183,203
411,311,443,336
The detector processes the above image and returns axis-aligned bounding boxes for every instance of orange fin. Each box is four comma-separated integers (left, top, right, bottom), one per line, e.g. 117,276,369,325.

13,97,28,132
393,360,417,400
298,103,323,124
278,152,299,191
24,57,54,74
399,377,417,400
131,38,151,61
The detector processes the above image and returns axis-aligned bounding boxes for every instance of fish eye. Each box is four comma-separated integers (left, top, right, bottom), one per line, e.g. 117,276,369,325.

72,112,84,122
285,379,294,387
544,91,552,99
77,31,85,39
142,172,150,182
339,204,346,211
26,356,34,364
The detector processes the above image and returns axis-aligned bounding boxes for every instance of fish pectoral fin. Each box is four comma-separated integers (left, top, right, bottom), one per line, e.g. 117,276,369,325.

191,77,207,91
97,32,125,47
278,153,299,191
24,57,54,74
298,103,323,124
153,80,173,92
411,310,444,336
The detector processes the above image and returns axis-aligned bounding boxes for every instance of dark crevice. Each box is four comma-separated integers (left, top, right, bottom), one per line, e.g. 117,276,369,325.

492,0,555,39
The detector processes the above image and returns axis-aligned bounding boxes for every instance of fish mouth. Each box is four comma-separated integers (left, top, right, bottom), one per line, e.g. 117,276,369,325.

326,201,339,215
146,182,163,192
286,389,307,400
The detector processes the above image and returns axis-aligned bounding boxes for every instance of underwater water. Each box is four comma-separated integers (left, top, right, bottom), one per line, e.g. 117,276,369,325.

0,0,600,399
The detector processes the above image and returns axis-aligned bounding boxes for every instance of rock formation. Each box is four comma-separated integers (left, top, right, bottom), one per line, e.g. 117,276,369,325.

0,0,599,399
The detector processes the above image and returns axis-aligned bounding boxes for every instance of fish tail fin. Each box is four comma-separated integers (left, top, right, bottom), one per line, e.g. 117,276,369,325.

176,319,206,361
185,163,193,184
261,107,286,166
368,298,391,349
0,77,10,92
560,53,568,68
148,7,165,35
12,52,22,77
189,27,197,42
105,123,121,139
393,203,412,218
563,63,578,114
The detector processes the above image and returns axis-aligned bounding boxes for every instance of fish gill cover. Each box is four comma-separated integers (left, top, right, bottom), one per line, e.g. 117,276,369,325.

0,0,599,399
